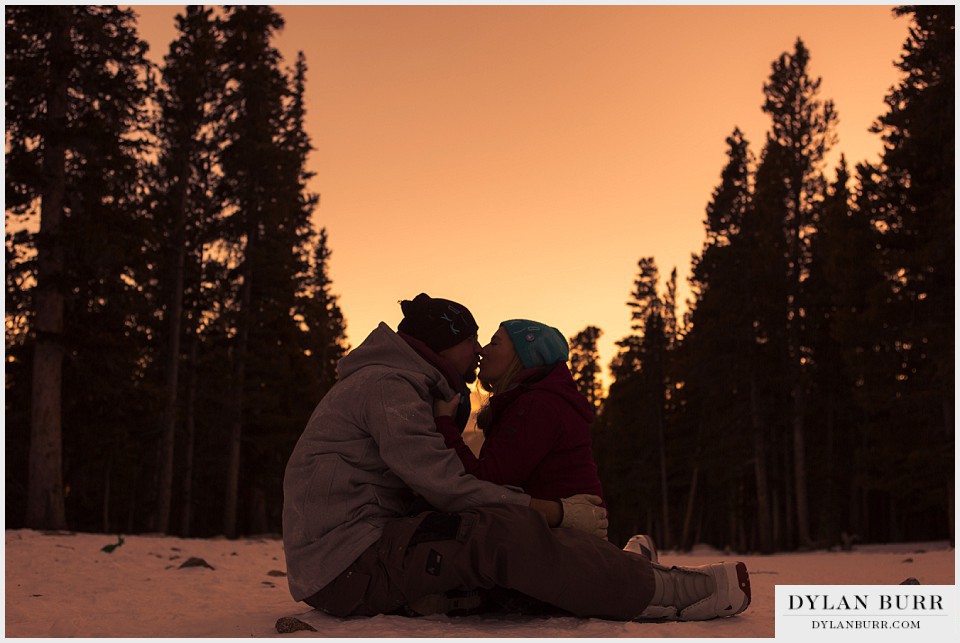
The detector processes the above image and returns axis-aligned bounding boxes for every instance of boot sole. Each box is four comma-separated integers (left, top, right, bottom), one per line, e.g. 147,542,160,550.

717,562,751,617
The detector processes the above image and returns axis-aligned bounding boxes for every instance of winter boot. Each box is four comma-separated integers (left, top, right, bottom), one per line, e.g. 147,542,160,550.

623,534,659,563
637,561,751,621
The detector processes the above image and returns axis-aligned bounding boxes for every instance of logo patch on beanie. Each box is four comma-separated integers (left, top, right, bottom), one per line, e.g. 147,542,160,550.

441,312,460,335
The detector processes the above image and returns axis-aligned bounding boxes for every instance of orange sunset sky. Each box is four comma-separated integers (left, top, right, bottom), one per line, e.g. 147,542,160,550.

131,3,911,388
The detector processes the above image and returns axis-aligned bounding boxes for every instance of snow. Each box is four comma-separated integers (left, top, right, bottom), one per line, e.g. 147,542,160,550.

3,529,954,638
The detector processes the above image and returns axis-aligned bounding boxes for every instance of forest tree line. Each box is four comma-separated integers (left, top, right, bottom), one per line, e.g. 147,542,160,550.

5,6,954,549
6,6,347,538
570,6,954,551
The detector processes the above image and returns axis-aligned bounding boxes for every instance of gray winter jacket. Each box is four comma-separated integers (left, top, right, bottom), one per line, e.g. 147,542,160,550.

282,322,531,601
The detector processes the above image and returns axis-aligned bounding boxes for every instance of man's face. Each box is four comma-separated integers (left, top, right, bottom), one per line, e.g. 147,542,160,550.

439,333,482,384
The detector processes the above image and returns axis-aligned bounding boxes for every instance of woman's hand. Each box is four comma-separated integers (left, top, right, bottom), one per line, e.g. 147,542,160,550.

559,494,608,540
433,394,461,418
527,495,608,540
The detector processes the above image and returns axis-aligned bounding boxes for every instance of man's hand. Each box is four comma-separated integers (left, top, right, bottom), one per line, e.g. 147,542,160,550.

560,494,608,540
433,394,460,418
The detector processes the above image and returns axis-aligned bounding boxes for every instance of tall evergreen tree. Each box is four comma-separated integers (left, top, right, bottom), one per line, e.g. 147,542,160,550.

748,138,797,549
758,38,838,547
286,53,347,399
216,5,290,537
151,5,224,535
300,228,349,397
569,326,604,411
861,5,954,541
804,158,865,542
216,7,327,536
5,6,152,530
681,128,764,551
597,258,677,547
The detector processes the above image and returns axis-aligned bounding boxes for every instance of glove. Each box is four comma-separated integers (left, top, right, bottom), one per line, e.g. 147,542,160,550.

560,494,608,540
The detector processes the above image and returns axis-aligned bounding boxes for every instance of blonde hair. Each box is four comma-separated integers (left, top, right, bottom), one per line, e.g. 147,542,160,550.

481,353,525,395
476,353,525,433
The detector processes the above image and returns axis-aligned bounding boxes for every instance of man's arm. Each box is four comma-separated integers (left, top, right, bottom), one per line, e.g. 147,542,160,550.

367,374,531,511
370,375,606,537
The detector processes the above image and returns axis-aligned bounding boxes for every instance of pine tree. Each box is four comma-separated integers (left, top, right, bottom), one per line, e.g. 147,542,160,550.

598,258,676,547
216,5,289,537
216,7,331,536
4,229,34,523
681,129,764,551
6,6,152,531
759,38,838,548
300,229,348,395
748,137,797,549
862,6,954,541
569,326,604,411
804,158,868,542
151,5,225,535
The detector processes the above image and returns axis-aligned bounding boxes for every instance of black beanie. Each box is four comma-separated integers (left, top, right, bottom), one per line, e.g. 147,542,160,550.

398,293,479,353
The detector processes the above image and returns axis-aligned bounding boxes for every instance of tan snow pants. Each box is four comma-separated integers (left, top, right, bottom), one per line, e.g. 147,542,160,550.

304,503,655,620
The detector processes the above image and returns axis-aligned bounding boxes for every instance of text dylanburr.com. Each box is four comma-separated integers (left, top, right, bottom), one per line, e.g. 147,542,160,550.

775,585,959,641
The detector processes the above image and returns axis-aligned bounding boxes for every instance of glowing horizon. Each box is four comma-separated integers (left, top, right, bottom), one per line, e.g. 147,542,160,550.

132,4,910,390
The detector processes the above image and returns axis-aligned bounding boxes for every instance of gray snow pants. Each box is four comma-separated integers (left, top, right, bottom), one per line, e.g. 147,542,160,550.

304,503,655,620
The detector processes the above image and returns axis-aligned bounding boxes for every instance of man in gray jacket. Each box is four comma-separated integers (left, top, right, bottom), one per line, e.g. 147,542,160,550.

282,294,751,621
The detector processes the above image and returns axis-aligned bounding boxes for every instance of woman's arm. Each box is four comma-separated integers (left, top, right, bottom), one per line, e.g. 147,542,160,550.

434,392,561,488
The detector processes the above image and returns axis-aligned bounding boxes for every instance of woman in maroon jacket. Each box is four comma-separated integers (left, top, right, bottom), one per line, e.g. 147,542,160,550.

434,319,604,505
435,321,662,615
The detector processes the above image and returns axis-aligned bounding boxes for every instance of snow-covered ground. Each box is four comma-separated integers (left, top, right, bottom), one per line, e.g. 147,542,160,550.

3,529,954,638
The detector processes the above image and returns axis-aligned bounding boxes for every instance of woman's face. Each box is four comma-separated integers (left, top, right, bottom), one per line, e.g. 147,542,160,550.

479,326,518,385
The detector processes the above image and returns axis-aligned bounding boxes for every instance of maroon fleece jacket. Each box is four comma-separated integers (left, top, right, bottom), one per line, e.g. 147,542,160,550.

436,362,604,504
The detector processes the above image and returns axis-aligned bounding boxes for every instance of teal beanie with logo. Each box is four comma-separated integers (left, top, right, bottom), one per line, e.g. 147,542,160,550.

500,319,569,368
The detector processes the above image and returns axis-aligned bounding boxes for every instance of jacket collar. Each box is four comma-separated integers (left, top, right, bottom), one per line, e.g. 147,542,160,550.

398,330,465,394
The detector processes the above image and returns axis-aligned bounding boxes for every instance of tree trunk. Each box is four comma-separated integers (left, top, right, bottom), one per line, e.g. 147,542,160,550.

786,170,811,549
223,254,252,538
156,165,189,534
102,456,112,533
783,441,795,549
680,420,704,551
823,389,836,541
26,9,70,531
772,490,781,549
681,462,700,551
180,336,199,537
791,381,811,547
655,394,671,550
749,376,773,552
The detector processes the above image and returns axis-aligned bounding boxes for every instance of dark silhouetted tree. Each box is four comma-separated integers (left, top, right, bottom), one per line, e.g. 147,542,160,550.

680,128,764,551
151,5,224,535
758,38,838,547
860,5,954,542
216,5,290,537
5,5,152,531
597,258,678,547
569,326,604,411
